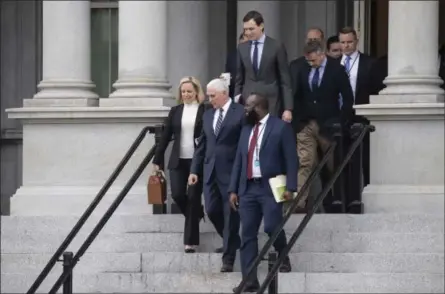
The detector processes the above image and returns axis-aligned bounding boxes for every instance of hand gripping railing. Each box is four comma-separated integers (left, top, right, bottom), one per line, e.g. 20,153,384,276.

234,123,375,294
26,125,164,294
259,123,374,294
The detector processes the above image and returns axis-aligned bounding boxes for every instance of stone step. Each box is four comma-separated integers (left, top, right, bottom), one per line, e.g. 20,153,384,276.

2,272,443,293
2,231,443,254
2,213,443,235
2,252,443,275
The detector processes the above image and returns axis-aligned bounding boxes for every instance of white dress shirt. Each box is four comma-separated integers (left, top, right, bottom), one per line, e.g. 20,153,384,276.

248,114,270,178
213,98,232,131
180,102,199,159
341,50,360,102
250,33,266,69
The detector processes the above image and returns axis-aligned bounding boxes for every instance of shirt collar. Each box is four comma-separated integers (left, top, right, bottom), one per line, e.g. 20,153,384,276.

252,34,266,44
316,57,327,69
219,98,232,113
259,113,270,125
343,50,359,62
184,101,199,108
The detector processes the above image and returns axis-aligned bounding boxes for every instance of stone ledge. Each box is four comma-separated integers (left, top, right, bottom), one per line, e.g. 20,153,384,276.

372,94,444,104
100,97,177,107
363,184,445,214
24,97,99,107
355,103,445,120
5,106,171,123
10,185,151,216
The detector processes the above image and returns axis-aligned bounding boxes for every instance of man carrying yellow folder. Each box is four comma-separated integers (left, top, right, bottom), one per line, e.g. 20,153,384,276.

228,93,298,293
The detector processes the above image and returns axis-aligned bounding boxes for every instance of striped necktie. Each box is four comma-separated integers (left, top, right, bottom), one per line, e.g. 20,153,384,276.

215,108,224,136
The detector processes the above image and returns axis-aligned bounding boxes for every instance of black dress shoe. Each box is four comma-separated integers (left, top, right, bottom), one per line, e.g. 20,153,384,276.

279,256,292,272
232,284,259,293
214,246,224,253
220,263,234,272
184,247,196,253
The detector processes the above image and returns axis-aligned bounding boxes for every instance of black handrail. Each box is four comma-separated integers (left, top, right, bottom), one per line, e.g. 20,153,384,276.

26,125,159,294
257,124,375,294
234,138,337,294
48,143,157,294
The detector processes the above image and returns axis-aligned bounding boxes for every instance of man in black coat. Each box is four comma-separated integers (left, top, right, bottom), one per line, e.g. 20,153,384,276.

225,33,248,99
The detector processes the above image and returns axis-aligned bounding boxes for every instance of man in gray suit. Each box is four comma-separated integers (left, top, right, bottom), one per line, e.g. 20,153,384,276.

234,10,293,122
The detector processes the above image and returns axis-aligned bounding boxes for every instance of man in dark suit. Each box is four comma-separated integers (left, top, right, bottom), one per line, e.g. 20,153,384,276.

189,77,244,272
338,27,375,212
289,27,327,131
225,33,248,98
229,93,295,292
235,10,293,122
369,54,388,95
289,28,335,212
292,40,354,210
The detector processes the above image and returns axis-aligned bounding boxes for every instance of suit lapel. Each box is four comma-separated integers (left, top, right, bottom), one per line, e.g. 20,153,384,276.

260,116,274,151
317,59,331,90
355,54,367,100
216,103,236,139
175,104,184,133
241,43,254,74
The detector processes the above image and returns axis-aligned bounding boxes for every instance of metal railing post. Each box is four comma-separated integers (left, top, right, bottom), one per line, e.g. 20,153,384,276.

331,124,346,213
62,252,73,294
268,252,279,294
347,123,366,214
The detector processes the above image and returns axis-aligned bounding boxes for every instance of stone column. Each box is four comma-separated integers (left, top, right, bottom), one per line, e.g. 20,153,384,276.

102,0,174,107
26,1,98,107
237,1,280,40
167,1,208,92
378,0,444,102
355,0,444,214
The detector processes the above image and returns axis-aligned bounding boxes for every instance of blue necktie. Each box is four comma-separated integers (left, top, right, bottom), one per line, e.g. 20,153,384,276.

215,108,224,136
311,67,320,90
344,55,351,72
252,41,259,74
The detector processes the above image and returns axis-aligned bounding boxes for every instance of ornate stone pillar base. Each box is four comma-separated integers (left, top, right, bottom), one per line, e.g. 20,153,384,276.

355,103,445,214
6,107,170,216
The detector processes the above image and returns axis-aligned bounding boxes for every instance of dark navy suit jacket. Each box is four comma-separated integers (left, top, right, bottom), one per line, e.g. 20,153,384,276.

190,102,245,185
228,115,298,197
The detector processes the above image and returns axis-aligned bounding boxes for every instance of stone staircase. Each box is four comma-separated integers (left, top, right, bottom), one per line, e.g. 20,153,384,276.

1,213,444,293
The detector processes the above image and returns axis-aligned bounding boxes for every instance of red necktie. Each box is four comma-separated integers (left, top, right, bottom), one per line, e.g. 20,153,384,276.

247,124,260,179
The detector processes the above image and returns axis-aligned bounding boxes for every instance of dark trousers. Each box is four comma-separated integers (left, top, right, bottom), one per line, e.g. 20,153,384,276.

203,174,240,264
238,180,287,284
169,159,203,245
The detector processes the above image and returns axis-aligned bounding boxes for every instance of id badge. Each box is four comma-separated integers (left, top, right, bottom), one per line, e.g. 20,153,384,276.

254,160,260,167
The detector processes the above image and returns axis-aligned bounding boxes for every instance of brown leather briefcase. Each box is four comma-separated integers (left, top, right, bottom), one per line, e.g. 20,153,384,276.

147,170,167,205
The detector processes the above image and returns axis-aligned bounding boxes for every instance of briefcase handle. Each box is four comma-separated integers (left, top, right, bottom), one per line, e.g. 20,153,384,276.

152,169,166,179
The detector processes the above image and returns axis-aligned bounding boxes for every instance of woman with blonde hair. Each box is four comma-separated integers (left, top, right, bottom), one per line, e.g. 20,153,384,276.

152,76,210,253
